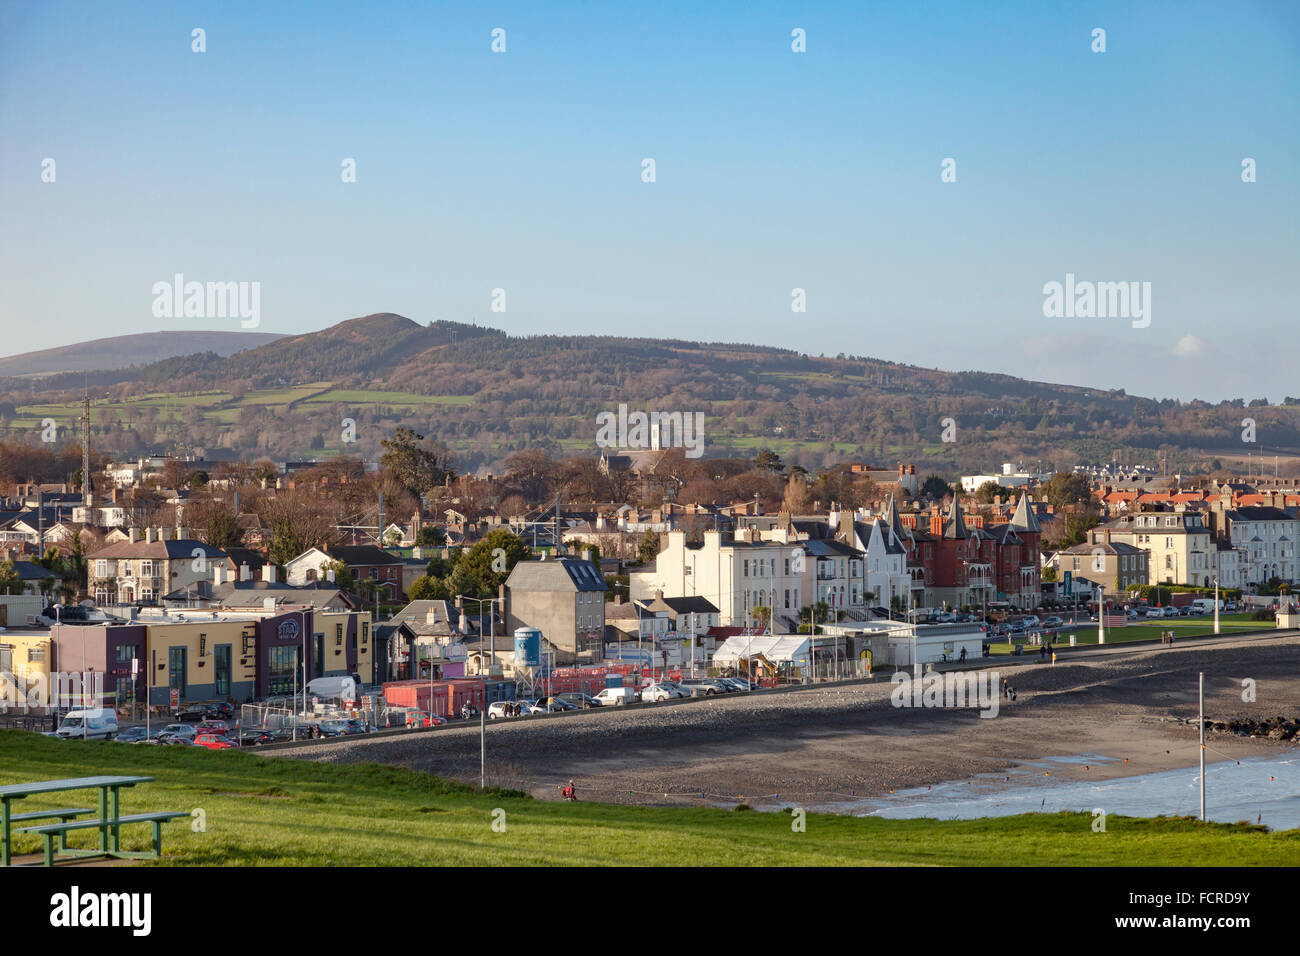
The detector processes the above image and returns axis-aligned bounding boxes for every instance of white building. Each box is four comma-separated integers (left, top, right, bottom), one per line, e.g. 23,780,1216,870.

631,528,808,630
961,462,1053,494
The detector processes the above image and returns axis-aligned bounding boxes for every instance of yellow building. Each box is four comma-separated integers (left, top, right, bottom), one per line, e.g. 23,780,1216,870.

0,631,54,712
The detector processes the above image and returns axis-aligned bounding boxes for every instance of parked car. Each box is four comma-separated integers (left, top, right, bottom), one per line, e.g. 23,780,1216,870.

202,701,236,720
1042,616,1065,628
404,711,446,729
1178,605,1194,616
557,693,599,709
721,677,758,691
194,733,235,750
174,702,208,721
113,725,150,744
1021,615,1041,628
237,729,279,746
1161,605,1179,618
592,687,637,706
1224,601,1239,612
642,682,690,702
196,720,231,736
682,679,730,696
534,696,577,712
155,723,196,742
487,701,517,719
343,718,369,734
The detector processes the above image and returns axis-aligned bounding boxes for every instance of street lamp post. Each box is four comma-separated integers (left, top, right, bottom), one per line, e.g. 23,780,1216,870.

1213,578,1221,635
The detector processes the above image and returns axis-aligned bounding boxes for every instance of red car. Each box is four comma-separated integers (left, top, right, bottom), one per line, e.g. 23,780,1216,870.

194,733,235,750
405,711,447,728
196,720,231,736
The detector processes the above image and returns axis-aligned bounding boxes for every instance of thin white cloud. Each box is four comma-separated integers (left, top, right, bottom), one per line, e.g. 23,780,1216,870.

1173,334,1205,358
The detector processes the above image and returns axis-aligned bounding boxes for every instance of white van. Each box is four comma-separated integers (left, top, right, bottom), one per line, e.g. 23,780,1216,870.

306,674,359,701
56,709,119,740
1191,598,1222,614
593,687,637,707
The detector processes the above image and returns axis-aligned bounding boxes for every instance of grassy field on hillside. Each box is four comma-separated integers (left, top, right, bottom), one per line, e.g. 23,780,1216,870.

2,732,1295,866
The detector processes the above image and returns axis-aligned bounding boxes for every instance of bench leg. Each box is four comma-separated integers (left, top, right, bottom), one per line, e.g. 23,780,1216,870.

43,833,54,867
150,821,162,858
1,798,10,867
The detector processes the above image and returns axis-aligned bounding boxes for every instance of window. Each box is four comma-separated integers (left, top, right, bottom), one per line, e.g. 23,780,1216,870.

140,560,154,578
95,560,108,578
743,560,749,577
168,646,187,695
336,623,344,647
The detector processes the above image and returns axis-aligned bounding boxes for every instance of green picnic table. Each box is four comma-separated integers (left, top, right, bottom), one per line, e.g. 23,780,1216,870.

0,775,154,866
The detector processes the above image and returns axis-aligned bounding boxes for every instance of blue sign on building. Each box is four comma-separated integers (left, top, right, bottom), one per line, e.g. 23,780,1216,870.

277,618,300,641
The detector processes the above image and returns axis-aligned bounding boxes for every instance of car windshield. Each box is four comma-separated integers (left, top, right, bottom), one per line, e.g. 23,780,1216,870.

60,716,83,727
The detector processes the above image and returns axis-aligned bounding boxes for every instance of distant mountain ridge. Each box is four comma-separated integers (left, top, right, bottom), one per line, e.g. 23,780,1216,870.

0,330,284,377
1,313,1296,473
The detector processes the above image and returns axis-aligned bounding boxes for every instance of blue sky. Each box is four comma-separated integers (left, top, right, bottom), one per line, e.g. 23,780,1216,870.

1,0,1296,402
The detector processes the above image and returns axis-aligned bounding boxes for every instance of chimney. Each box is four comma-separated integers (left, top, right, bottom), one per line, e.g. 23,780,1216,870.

158,526,170,541
213,565,226,586
239,563,251,582
145,528,155,543
583,548,593,564
262,564,276,583
459,610,468,632
326,567,335,583
263,597,276,613
129,527,139,543
176,526,188,540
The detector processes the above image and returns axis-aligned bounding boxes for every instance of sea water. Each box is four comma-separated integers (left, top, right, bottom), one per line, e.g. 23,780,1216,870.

817,752,1300,831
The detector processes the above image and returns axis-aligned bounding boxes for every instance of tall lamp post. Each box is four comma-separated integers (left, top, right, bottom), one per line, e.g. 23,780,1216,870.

1213,578,1221,635
456,594,500,788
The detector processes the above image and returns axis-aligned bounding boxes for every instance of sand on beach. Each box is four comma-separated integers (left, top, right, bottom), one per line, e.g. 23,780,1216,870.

275,632,1300,809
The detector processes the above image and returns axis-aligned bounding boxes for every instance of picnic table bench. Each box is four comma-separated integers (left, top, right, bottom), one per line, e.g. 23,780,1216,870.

0,776,186,866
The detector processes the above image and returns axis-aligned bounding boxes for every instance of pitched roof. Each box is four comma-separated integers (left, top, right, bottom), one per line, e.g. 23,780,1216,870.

943,497,969,539
1009,492,1042,534
327,545,402,566
506,556,607,592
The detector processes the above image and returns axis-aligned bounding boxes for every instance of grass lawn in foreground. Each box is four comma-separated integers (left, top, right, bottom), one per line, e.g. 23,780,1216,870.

2,732,1295,866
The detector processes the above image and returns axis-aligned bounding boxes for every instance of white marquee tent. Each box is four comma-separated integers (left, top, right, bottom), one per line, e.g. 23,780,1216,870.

712,634,811,667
